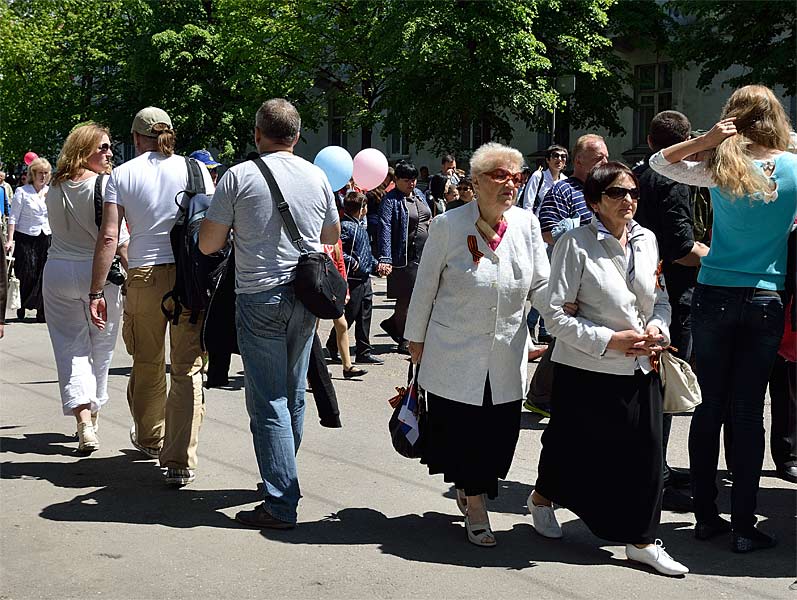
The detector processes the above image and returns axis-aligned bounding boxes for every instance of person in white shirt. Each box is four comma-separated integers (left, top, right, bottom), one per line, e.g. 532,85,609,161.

89,107,214,487
5,157,52,322
43,123,129,453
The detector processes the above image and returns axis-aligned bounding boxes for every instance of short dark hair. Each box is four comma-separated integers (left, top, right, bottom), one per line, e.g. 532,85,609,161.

457,175,473,189
441,154,455,165
545,144,568,159
343,191,367,214
648,111,691,151
583,161,638,209
255,98,301,144
394,160,418,180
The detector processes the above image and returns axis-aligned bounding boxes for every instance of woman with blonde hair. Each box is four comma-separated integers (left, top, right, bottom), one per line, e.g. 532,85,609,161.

43,122,129,453
5,157,52,322
650,85,797,553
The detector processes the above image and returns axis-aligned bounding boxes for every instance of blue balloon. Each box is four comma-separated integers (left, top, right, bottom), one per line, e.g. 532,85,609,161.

314,146,354,191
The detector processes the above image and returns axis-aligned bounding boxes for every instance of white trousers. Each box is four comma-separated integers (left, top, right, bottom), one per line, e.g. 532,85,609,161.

42,259,123,416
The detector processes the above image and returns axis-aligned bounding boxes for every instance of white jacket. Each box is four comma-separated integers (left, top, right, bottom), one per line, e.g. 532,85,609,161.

404,201,549,405
543,220,671,375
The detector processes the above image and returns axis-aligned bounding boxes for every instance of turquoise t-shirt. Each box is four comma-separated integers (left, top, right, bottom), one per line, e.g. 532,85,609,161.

699,152,797,291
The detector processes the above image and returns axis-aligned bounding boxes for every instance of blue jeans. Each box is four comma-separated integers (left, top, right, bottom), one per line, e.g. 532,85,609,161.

526,307,548,338
689,284,784,533
236,284,315,523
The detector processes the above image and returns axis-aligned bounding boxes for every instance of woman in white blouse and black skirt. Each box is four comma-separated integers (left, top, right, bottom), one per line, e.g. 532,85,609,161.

5,157,52,322
530,161,689,576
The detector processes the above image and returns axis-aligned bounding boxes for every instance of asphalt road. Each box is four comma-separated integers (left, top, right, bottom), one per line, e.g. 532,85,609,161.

1,278,794,599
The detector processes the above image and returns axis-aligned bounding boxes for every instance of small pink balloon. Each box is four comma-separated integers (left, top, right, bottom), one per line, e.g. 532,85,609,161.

24,152,38,166
352,148,388,191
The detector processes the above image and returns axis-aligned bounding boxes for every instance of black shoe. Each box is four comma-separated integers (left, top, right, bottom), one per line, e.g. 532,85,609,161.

396,340,411,355
235,504,295,530
695,516,731,541
776,465,797,484
537,332,553,344
16,308,25,320
324,341,341,364
665,466,691,489
732,527,776,553
35,311,46,323
380,319,400,344
662,486,693,513
343,367,368,379
356,354,384,365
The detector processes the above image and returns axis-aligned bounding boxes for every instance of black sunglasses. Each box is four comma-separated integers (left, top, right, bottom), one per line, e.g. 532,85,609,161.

549,152,568,160
97,143,112,152
602,186,640,201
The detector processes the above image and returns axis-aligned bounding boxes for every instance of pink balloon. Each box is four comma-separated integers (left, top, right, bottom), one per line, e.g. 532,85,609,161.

352,148,388,191
24,152,38,166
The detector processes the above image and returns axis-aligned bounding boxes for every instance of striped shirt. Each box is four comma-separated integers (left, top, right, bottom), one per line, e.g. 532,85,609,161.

538,177,592,234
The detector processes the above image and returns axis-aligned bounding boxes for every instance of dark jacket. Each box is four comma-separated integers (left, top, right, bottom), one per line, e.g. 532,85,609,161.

340,214,375,282
377,187,428,267
633,157,698,295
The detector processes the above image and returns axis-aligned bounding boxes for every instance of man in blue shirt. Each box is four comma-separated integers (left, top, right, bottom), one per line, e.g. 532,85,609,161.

538,134,608,246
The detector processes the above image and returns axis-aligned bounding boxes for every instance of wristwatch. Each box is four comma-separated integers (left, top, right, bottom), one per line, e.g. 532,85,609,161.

88,290,105,300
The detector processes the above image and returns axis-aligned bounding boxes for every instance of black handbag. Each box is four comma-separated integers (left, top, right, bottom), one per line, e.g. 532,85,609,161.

388,363,427,459
254,158,347,319
92,174,126,286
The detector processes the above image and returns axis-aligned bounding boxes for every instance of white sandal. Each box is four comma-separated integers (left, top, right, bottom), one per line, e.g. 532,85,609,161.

465,514,496,547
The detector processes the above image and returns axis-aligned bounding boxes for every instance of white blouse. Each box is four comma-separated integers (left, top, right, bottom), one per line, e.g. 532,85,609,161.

9,184,51,236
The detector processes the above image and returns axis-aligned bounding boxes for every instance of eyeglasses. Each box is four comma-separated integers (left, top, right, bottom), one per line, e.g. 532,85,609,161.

602,186,640,201
549,152,567,160
98,143,112,152
482,168,523,186
457,186,472,192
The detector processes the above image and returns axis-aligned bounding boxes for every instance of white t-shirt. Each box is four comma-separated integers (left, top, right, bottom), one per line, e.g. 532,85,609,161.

524,169,567,216
104,152,215,268
46,175,130,261
206,152,338,294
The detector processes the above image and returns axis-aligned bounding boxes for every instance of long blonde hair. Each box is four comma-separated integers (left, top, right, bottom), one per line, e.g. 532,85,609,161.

54,122,111,185
708,85,792,199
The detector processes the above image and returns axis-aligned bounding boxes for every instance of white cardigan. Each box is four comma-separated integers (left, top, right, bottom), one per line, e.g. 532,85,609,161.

543,221,671,375
404,201,549,405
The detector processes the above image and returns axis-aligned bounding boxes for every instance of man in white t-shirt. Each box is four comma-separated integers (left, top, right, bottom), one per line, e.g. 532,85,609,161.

200,98,340,529
89,107,214,487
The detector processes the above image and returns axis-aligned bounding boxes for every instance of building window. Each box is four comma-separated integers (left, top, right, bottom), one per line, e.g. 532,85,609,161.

328,99,348,148
634,63,673,147
388,128,409,157
461,119,491,150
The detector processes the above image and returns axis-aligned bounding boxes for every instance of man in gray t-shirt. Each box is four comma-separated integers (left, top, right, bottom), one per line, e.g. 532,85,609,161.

200,98,340,529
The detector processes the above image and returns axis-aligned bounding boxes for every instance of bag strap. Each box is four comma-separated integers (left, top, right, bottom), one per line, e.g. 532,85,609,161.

253,157,309,255
531,168,545,210
93,174,106,229
175,157,206,210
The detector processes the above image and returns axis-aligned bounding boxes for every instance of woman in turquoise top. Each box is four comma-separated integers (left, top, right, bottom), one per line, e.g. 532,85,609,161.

650,85,797,554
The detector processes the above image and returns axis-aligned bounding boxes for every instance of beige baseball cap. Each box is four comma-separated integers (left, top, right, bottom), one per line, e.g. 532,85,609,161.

131,106,173,137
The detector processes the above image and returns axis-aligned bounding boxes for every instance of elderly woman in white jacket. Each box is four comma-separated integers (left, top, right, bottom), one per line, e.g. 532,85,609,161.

405,142,549,548
529,161,688,576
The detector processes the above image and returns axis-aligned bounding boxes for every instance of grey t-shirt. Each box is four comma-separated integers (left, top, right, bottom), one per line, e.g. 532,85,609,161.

206,152,338,294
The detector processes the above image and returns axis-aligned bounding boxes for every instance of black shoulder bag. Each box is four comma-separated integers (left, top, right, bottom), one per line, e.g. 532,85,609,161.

93,174,126,286
253,158,347,319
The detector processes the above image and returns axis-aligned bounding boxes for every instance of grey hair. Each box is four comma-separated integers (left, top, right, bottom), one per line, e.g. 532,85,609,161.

255,98,301,144
469,142,524,176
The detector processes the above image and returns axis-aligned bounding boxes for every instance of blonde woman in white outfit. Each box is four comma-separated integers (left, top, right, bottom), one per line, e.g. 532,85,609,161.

43,123,129,453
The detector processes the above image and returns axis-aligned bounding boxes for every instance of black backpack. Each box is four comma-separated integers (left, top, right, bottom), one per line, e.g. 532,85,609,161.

161,157,230,325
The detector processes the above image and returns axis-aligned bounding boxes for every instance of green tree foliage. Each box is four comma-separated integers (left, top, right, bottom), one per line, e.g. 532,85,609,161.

667,0,796,96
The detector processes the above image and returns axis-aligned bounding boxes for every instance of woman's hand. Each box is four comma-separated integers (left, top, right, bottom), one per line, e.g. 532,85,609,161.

89,297,107,330
377,262,392,277
701,117,737,149
563,302,578,316
408,341,424,364
611,326,664,358
4,239,14,255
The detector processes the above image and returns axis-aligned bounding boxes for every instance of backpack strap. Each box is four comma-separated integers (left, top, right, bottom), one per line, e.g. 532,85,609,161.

176,157,206,209
252,157,309,255
93,173,106,229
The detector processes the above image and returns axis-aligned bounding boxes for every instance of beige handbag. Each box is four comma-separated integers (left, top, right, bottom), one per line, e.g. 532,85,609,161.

7,255,21,311
658,349,702,413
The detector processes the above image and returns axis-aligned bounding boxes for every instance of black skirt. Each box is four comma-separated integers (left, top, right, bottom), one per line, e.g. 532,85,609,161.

422,377,522,499
535,363,663,544
386,262,418,300
13,231,50,312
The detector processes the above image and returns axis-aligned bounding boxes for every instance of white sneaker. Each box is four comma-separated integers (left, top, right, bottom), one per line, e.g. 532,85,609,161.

626,540,689,576
528,493,562,539
77,422,99,454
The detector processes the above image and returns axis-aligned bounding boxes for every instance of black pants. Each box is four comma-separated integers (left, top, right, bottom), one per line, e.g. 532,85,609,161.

769,354,797,469
326,278,373,358
14,231,50,314
306,334,341,428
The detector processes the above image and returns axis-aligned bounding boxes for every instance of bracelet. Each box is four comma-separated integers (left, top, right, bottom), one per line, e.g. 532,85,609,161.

88,290,105,300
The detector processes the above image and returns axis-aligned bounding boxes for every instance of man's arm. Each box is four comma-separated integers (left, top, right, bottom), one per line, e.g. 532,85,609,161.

320,221,340,245
659,181,709,267
199,219,231,255
538,183,570,245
